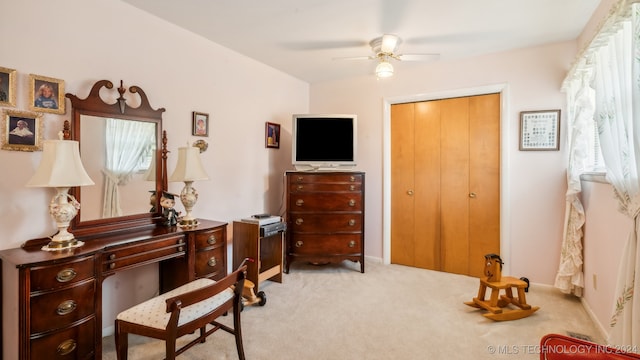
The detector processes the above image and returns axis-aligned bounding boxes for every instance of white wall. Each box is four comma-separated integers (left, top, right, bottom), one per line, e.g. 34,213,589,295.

310,40,573,285
0,0,308,338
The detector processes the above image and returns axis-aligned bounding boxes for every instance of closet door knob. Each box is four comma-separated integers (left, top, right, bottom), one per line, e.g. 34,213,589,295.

469,192,477,198
407,190,414,196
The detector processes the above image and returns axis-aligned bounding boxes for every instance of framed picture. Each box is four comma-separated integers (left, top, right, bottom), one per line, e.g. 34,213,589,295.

265,122,280,149
29,74,65,114
192,111,209,137
2,109,43,151
0,66,16,107
519,110,561,151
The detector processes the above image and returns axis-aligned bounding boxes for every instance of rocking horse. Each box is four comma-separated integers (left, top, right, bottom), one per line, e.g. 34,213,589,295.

464,254,539,321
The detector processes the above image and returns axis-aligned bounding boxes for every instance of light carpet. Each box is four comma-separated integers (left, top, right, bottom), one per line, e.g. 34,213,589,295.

102,261,602,359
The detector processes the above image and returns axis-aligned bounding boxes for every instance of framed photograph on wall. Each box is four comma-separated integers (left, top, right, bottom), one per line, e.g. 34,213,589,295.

2,109,43,152
519,110,560,151
29,74,65,114
265,122,280,149
192,111,209,137
0,66,16,107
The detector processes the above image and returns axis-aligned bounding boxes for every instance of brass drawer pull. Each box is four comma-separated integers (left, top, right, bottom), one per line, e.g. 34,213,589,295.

296,199,304,206
207,257,217,267
350,176,355,182
295,240,304,248
348,240,356,248
207,235,217,245
57,339,77,356
297,185,303,190
348,219,356,226
109,263,116,269
56,300,77,316
296,176,304,182
178,246,184,252
109,254,116,260
349,185,355,191
56,269,77,283
348,199,356,207
295,218,304,225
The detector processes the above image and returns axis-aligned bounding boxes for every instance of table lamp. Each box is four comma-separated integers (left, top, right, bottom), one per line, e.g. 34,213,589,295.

26,134,94,251
169,145,209,227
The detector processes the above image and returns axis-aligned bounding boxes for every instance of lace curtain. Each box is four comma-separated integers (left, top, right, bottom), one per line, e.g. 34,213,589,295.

561,0,640,346
102,118,156,218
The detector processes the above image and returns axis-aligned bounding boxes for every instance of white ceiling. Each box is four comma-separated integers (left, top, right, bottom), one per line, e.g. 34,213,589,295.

122,0,601,84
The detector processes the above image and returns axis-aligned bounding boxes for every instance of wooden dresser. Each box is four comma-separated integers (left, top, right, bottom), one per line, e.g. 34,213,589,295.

285,171,365,273
0,219,227,360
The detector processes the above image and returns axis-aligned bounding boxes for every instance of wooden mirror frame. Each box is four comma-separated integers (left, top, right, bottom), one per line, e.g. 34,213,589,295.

66,79,168,238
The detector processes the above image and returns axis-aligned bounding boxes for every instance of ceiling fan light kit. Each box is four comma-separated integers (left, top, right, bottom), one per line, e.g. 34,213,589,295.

375,59,394,78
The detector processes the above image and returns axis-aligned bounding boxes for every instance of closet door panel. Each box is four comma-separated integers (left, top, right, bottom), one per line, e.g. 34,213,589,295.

468,93,501,277
440,97,470,275
413,101,441,269
391,103,416,265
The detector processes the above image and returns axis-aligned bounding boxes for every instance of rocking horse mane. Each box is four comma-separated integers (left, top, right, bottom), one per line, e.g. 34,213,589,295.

484,253,503,282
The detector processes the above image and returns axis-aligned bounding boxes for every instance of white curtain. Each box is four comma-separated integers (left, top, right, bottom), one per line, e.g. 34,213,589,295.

102,118,155,218
590,3,640,346
555,72,594,296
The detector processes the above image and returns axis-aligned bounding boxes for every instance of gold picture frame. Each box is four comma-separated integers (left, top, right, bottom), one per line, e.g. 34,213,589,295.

29,74,65,114
0,66,16,107
2,109,43,151
519,110,560,151
192,111,209,137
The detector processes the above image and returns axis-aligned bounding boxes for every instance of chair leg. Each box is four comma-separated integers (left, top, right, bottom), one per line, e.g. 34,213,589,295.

114,320,128,360
233,303,246,360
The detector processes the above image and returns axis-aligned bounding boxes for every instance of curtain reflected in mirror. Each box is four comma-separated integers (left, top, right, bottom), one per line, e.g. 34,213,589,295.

79,115,157,221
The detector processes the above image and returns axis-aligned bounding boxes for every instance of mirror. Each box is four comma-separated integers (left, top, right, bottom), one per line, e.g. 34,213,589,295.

66,80,167,238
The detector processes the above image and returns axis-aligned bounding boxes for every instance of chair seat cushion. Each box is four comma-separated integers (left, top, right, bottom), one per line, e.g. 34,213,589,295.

116,278,234,330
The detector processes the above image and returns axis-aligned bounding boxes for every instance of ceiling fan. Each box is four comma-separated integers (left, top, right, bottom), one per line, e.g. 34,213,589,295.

336,34,440,78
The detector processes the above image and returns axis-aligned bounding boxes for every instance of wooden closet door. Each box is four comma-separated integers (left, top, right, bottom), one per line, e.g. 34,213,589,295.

390,93,500,278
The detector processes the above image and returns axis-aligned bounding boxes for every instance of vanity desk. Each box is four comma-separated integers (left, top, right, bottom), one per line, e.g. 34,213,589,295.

0,79,223,359
0,220,227,360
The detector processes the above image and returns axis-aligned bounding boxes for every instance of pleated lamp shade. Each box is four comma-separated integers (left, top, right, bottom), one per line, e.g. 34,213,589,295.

26,140,94,187
169,146,209,182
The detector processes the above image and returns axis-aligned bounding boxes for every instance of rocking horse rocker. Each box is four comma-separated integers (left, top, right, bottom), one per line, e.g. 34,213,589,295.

464,254,539,321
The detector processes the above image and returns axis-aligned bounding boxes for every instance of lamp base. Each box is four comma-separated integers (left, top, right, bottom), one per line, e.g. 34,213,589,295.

42,238,85,252
178,217,200,228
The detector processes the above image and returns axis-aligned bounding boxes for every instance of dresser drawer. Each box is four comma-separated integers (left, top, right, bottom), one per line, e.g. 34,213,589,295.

194,246,225,279
289,193,362,211
103,236,185,273
289,173,363,184
289,182,362,193
30,278,96,334
289,234,362,255
30,317,95,359
30,256,95,292
194,227,225,250
289,213,363,233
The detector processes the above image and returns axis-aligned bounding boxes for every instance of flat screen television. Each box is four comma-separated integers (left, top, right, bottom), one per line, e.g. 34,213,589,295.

292,114,357,171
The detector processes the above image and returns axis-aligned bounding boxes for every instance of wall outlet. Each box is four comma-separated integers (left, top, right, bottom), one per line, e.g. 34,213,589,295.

593,274,597,290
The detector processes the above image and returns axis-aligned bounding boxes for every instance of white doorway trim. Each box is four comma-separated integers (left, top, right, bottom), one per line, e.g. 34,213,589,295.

382,83,512,275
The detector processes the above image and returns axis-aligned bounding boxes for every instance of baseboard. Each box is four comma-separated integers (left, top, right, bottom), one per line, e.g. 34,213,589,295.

580,296,609,342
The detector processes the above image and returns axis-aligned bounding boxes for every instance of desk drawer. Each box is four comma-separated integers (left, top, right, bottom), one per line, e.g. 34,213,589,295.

103,236,186,273
30,279,96,334
30,317,95,359
30,256,95,292
194,227,225,250
289,173,363,184
194,246,225,279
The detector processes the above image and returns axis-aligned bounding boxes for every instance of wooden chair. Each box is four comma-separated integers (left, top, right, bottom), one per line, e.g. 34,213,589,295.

115,264,248,359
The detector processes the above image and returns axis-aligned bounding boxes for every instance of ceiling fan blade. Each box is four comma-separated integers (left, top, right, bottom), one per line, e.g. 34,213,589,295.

380,34,400,53
397,53,440,61
282,40,368,51
333,55,375,61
